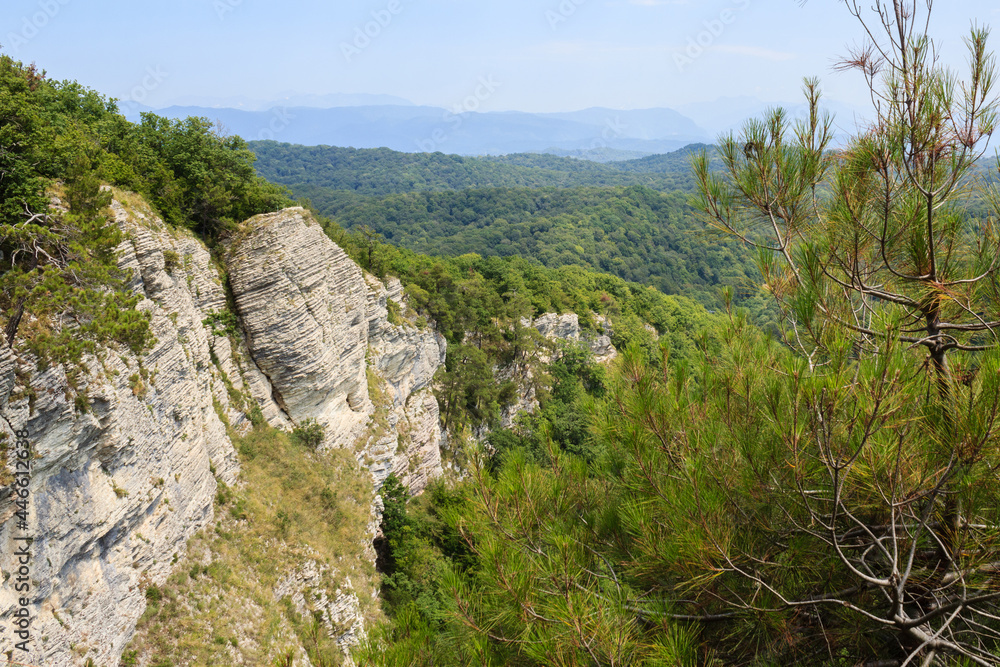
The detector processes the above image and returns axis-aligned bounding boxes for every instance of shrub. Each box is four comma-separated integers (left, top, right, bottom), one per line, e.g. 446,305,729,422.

291,418,324,450
145,585,162,603
386,298,404,325
202,309,240,338
162,250,180,275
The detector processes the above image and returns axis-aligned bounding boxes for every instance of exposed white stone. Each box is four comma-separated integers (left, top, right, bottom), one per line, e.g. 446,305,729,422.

392,389,445,494
0,204,448,666
485,312,619,435
226,208,446,493
0,202,252,666
497,364,540,432
273,560,366,658
0,344,14,408
367,276,446,408
532,312,618,364
226,208,373,448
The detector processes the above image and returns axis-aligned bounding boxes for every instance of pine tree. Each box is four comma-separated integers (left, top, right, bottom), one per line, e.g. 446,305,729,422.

689,1,1000,663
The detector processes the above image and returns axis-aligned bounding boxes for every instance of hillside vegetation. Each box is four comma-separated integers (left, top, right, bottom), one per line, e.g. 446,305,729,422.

249,142,769,316
12,4,1000,662
1,50,736,666
324,218,729,438
0,55,291,372
354,3,1000,665
249,141,716,196
329,185,766,312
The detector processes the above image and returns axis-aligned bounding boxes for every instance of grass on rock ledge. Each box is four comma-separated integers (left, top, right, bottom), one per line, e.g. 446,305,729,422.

122,423,379,667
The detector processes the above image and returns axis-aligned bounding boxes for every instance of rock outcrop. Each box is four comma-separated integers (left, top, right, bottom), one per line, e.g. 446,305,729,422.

0,203,447,665
498,312,618,431
227,208,446,493
0,346,15,407
226,208,373,445
532,312,618,364
273,560,366,656
0,201,248,666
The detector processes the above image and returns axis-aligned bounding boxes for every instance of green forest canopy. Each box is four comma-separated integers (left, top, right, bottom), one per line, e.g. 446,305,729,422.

323,184,769,316
0,53,291,365
249,140,717,196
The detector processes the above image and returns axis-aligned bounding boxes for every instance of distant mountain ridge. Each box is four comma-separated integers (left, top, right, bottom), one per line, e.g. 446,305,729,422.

124,94,864,155
126,104,712,155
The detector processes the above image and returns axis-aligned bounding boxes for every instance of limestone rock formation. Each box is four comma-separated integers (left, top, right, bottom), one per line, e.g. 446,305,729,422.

0,346,14,407
497,312,618,431
273,560,366,658
226,208,446,493
226,208,372,446
0,203,447,665
0,201,249,666
532,312,618,364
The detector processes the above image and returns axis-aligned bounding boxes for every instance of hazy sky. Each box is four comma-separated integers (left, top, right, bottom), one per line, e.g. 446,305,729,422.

2,0,999,113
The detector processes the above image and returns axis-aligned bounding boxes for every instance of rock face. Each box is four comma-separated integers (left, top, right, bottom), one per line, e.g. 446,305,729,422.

226,208,373,446
0,202,247,666
0,204,446,665
273,560,366,656
498,313,618,431
532,312,618,364
0,346,15,406
366,275,446,491
227,208,446,493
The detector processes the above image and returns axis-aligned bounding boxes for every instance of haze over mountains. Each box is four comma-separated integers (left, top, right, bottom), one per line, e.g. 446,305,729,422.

123,103,710,155
124,94,862,157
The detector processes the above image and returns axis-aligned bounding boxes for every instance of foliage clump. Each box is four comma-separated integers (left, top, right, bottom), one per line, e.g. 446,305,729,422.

0,50,292,368
291,418,325,450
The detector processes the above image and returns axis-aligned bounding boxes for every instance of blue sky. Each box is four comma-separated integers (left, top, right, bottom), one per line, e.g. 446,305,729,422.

2,0,999,113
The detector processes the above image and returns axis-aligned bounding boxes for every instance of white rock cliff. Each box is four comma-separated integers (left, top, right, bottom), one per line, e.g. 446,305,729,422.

226,208,446,491
0,204,446,665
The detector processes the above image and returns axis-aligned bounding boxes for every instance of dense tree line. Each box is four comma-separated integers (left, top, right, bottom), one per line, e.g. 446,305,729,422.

250,142,774,317
250,141,704,197
326,218,729,438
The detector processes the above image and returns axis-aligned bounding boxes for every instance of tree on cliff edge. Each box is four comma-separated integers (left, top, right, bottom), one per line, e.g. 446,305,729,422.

0,54,151,363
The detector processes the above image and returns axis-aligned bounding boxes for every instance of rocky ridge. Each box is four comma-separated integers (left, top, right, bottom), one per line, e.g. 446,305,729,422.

225,208,446,491
498,312,619,431
531,312,618,364
0,201,446,665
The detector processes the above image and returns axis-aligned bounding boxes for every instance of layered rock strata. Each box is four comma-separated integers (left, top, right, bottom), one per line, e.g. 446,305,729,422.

226,208,446,492
0,202,248,666
0,203,446,665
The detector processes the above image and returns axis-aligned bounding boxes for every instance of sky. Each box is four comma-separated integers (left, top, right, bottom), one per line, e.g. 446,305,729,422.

2,0,999,114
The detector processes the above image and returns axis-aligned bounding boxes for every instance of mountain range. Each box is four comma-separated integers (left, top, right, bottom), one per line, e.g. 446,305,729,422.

123,95,863,157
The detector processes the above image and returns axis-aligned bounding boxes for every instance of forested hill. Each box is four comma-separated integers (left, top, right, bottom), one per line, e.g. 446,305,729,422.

323,185,765,313
249,140,762,313
249,141,716,196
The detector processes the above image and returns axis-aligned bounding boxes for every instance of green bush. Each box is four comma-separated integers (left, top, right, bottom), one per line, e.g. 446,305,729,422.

386,297,404,325
291,419,324,450
162,249,180,275
202,309,240,338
